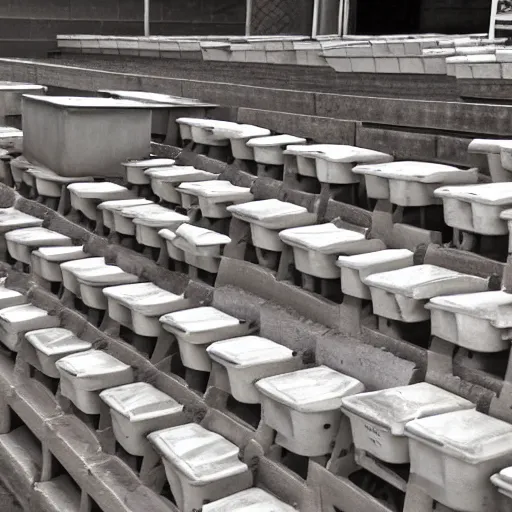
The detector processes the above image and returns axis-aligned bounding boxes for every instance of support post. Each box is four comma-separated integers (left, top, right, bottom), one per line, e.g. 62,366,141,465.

144,0,150,37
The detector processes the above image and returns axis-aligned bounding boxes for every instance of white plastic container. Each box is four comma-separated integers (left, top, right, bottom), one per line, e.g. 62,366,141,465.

60,257,107,297
159,306,252,372
202,488,296,512
27,168,94,198
207,336,302,404
31,246,88,283
132,206,190,248
468,139,509,182
175,118,235,146
68,182,135,221
246,135,306,165
111,202,157,236
147,423,253,512
435,182,512,236
227,199,317,252
5,227,72,264
22,95,152,177
405,409,512,512
284,144,393,184
56,350,134,414
500,141,512,175
279,223,386,279
25,327,92,378
145,166,216,205
341,382,475,464
158,229,185,263
122,158,176,186
256,366,365,457
0,82,46,118
167,224,231,273
75,265,139,310
0,303,60,352
426,291,512,352
177,181,253,218
0,207,42,234
352,161,478,206
212,124,270,161
0,127,22,152
103,282,190,337
491,467,512,503
99,90,216,143
364,264,489,323
336,249,414,299
0,281,26,309
98,199,153,231
99,382,183,456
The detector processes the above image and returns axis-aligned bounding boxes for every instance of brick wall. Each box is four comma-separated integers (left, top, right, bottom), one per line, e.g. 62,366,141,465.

0,0,246,57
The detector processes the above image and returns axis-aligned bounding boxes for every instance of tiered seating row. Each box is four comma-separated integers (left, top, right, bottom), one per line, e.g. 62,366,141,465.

55,33,509,79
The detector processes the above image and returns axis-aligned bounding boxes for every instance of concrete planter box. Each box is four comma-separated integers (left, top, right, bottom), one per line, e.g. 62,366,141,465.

22,95,152,178
0,83,46,120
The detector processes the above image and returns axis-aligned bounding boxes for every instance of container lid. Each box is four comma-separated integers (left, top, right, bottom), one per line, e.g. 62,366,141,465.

363,264,488,299
131,205,189,228
25,327,92,356
145,166,216,183
160,306,242,335
103,282,188,315
34,245,87,262
116,203,160,219
173,223,230,247
283,144,393,164
0,284,25,305
426,290,512,328
26,168,93,183
99,382,182,421
493,466,512,486
279,223,385,254
336,249,414,277
246,134,306,148
56,350,131,378
23,95,154,109
175,117,211,127
341,382,475,436
147,423,248,483
434,182,512,205
98,199,153,212
227,199,316,229
75,264,138,287
0,208,42,230
5,227,71,246
67,182,131,198
404,409,512,464
352,161,478,184
256,365,365,413
0,82,45,91
213,124,271,140
207,336,295,367
177,181,253,202
60,257,106,274
158,229,177,243
98,90,216,107
0,303,50,330
468,139,504,155
122,158,176,169
202,488,296,512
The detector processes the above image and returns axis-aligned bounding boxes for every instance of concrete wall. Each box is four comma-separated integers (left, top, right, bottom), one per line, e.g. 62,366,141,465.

0,0,246,58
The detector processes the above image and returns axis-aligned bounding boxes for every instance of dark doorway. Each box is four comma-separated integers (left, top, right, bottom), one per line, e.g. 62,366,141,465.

352,0,422,34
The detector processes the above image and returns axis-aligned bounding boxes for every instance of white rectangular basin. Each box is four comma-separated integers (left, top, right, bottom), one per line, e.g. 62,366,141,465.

22,95,152,177
148,423,252,512
364,264,489,323
405,409,512,512
341,382,474,464
207,336,301,404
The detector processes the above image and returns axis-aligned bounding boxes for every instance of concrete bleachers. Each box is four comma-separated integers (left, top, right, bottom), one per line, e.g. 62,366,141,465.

0,74,512,511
